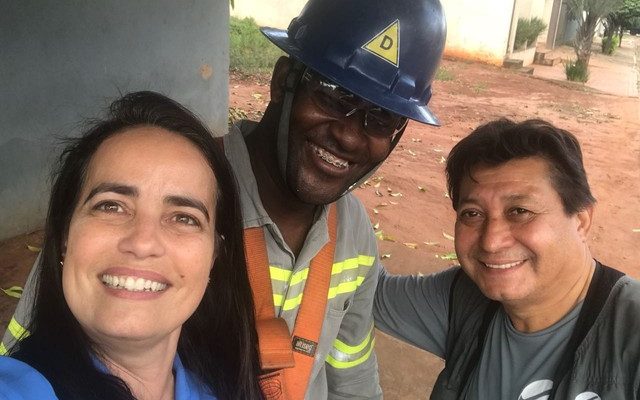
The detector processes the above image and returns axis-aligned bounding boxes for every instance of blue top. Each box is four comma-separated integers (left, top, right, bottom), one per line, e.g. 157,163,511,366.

0,356,56,399
0,355,217,399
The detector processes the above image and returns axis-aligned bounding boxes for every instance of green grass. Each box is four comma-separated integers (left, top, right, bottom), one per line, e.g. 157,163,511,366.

472,82,487,94
230,16,284,74
601,35,620,55
564,59,589,83
435,67,455,81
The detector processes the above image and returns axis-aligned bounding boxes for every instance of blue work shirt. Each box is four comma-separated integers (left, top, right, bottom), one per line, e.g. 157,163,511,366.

0,355,217,399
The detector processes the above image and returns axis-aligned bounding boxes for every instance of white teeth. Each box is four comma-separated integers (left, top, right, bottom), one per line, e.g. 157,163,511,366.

311,144,349,168
101,274,167,292
125,277,134,290
483,261,524,269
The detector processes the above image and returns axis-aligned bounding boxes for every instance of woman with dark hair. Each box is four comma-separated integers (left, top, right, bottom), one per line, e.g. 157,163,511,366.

0,91,262,399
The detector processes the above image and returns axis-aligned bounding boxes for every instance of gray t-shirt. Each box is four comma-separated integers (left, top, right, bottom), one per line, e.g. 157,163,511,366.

374,267,583,399
471,301,581,399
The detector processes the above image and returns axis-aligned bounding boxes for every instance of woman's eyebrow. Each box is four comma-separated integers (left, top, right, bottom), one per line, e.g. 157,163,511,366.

84,182,138,204
165,195,210,223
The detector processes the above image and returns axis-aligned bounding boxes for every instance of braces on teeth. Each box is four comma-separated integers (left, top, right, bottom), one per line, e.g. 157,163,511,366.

313,145,348,168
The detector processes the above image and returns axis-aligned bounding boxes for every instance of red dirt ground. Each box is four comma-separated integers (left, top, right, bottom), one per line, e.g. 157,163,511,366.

1,58,639,398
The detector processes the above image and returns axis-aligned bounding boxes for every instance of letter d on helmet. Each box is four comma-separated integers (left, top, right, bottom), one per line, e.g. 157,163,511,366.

261,0,447,125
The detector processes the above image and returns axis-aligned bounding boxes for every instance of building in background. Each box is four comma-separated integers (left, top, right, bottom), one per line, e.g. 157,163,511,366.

231,0,572,67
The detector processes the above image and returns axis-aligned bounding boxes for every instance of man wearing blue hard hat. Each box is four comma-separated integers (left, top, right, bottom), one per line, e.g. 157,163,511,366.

230,0,445,398
3,0,446,398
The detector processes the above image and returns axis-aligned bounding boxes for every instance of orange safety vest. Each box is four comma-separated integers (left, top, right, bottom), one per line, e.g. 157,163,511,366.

243,205,338,400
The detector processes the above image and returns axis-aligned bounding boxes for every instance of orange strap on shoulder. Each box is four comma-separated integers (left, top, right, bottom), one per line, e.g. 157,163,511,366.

244,205,338,400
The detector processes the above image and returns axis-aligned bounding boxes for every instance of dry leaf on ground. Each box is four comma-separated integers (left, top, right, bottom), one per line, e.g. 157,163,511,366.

1,286,23,299
437,252,458,261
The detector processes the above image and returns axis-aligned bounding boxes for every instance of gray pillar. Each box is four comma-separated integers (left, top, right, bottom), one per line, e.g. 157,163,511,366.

546,0,563,49
0,0,229,240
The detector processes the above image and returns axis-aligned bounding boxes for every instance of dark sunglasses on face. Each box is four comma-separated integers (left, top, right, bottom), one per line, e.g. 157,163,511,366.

300,69,408,139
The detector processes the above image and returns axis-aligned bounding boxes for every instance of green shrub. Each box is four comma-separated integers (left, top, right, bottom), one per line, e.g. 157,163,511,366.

601,35,620,55
514,17,548,50
230,17,284,74
564,59,589,82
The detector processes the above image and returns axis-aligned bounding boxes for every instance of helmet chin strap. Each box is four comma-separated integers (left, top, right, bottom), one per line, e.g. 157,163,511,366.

276,60,306,180
344,124,407,195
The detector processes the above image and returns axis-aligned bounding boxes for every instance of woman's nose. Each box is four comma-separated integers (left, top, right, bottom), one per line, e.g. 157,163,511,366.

117,214,166,259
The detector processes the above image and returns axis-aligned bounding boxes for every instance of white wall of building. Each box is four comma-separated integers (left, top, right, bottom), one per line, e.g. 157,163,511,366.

230,0,306,28
230,0,518,65
229,0,562,66
441,0,516,65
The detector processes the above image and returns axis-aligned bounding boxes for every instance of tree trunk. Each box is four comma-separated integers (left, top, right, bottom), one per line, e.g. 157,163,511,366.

619,26,624,47
574,13,599,65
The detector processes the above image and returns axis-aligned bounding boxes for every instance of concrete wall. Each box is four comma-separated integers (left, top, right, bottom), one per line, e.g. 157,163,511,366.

539,0,556,43
0,1,229,241
442,0,516,65
230,0,306,28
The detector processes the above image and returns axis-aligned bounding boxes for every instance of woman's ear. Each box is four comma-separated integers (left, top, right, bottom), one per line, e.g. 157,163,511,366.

270,56,292,104
211,233,224,271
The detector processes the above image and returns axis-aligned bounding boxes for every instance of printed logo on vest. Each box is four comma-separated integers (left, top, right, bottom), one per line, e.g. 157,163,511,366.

292,336,317,357
574,392,600,400
518,379,554,400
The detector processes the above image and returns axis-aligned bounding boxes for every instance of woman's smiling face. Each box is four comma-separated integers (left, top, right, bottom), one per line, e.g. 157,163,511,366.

62,126,217,346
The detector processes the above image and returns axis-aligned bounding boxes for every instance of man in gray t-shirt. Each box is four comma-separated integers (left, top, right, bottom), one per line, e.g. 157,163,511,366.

374,118,640,399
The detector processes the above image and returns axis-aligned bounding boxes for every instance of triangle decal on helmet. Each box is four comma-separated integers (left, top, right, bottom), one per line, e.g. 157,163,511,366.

362,19,400,67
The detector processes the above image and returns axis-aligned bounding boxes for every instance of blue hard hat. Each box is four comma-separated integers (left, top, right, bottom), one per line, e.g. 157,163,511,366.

261,0,446,125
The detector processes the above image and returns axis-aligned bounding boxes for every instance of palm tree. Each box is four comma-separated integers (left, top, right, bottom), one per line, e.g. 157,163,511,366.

566,0,623,65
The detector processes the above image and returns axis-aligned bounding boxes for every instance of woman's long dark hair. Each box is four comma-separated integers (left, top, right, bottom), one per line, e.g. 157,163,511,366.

11,91,262,399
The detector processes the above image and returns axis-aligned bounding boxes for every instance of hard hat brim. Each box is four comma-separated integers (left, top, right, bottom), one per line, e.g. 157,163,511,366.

261,27,440,127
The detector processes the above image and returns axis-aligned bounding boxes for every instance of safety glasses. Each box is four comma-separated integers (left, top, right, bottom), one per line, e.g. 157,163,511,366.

300,69,408,139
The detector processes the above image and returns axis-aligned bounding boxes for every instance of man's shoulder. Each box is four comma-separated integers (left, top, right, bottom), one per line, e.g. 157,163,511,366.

337,191,365,208
231,119,259,136
609,273,640,309
591,269,640,339
335,193,369,226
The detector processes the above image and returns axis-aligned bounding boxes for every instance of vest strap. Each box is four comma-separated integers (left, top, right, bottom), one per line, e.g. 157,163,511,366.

244,205,338,400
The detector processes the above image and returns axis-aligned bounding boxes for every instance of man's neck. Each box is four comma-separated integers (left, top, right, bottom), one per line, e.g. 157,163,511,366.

505,256,596,333
245,122,318,257
93,330,180,400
